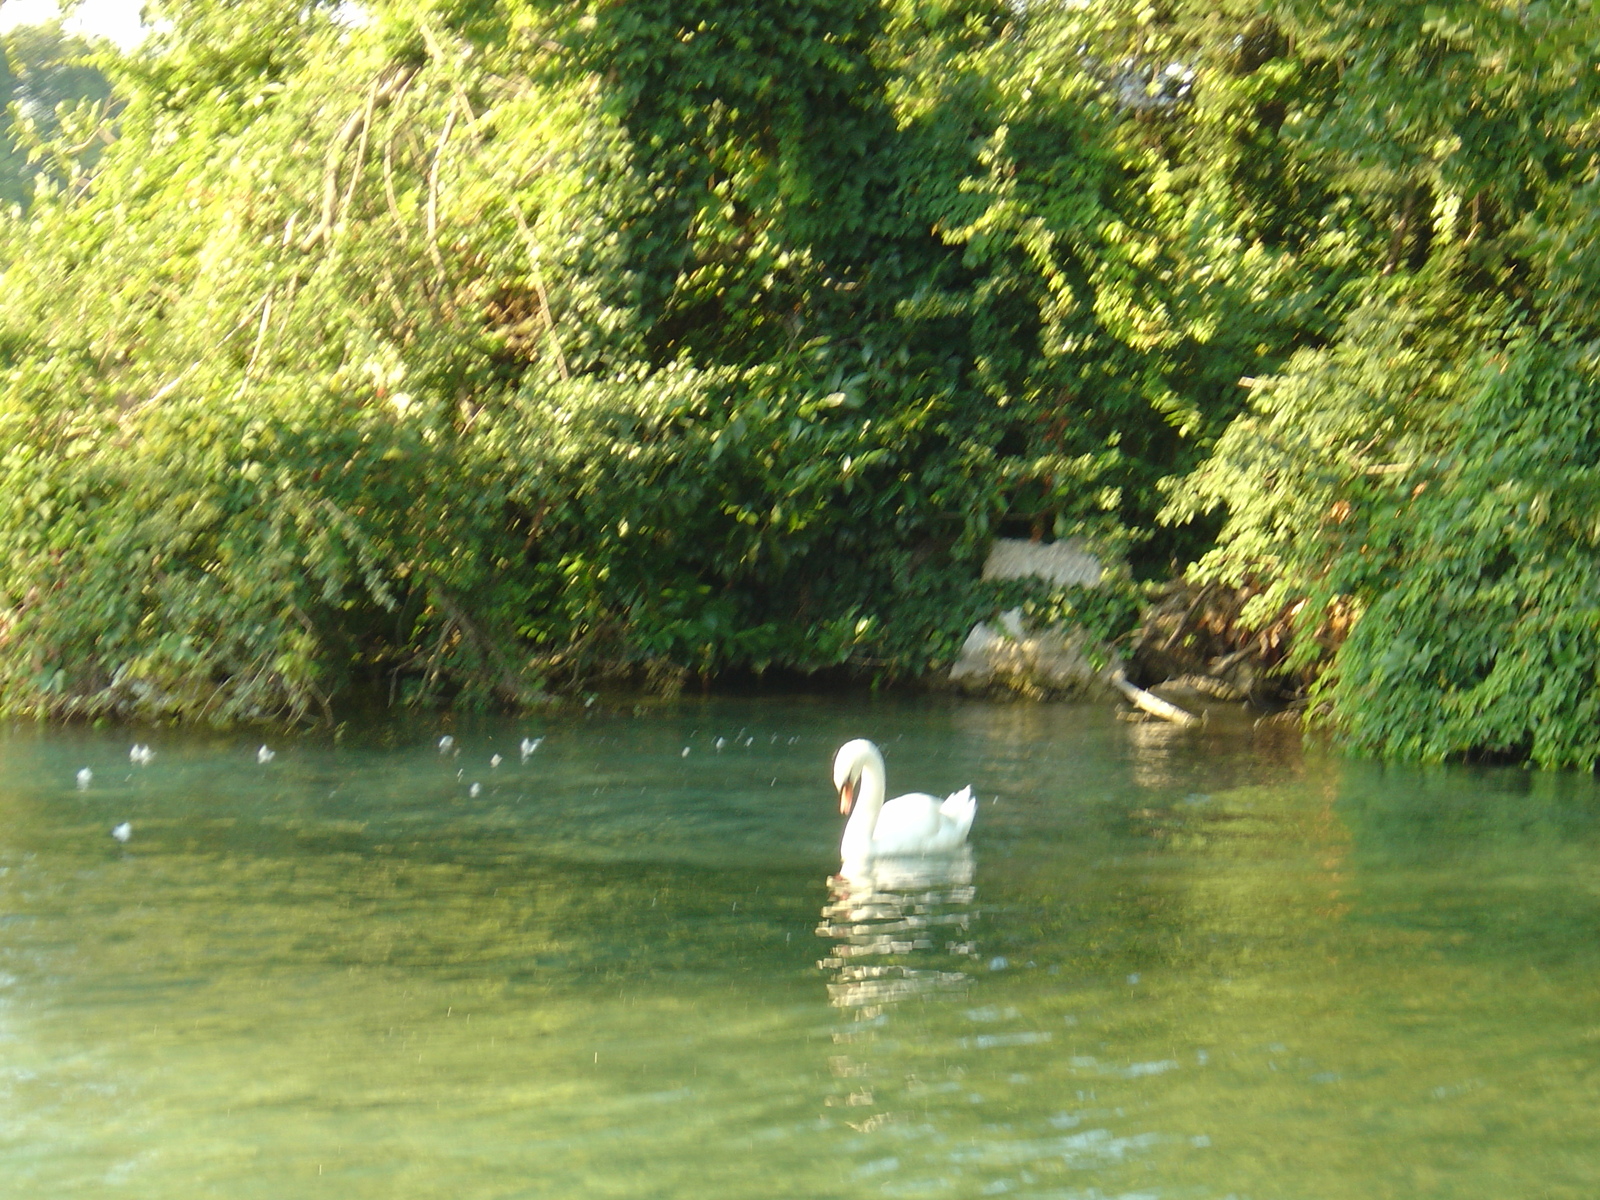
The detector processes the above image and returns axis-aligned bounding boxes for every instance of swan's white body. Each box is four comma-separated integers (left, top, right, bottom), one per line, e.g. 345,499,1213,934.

833,738,976,867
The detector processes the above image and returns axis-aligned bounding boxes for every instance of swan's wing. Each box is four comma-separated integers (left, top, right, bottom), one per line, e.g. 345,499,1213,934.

870,789,975,854
939,785,974,818
940,785,977,841
871,793,949,852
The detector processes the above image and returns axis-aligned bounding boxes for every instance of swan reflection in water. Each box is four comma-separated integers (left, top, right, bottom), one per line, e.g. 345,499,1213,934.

814,852,982,1128
815,848,979,1013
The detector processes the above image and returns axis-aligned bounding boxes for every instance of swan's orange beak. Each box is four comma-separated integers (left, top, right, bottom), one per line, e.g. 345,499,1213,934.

838,778,855,815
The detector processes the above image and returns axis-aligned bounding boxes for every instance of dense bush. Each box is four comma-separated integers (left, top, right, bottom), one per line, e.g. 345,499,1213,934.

1166,2,1600,766
1328,338,1600,767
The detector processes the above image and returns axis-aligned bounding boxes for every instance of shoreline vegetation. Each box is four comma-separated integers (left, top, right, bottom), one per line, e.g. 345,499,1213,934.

3,3,1600,767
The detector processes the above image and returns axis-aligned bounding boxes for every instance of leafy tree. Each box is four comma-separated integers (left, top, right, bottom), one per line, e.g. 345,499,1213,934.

1166,1,1600,766
0,0,1191,720
0,21,112,209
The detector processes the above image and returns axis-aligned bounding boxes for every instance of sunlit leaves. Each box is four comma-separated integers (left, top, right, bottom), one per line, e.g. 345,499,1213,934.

8,0,1595,746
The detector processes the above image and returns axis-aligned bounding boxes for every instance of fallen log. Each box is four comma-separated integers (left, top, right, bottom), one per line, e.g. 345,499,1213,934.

1109,669,1201,727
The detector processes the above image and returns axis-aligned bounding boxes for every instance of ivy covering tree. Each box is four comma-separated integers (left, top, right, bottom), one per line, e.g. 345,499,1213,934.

1,0,1598,767
0,0,1222,721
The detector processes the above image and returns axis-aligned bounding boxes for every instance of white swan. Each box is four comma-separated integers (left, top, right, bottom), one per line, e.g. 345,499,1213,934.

833,738,976,865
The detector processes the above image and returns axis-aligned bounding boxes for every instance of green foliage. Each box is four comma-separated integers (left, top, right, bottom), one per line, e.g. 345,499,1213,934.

1323,336,1600,768
1,0,1238,721
0,22,112,209
5,0,1596,758
995,573,1147,662
1164,294,1477,657
1166,1,1600,766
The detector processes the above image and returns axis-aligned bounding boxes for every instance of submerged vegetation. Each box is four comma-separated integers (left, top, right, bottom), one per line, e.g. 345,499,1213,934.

1,1,1599,766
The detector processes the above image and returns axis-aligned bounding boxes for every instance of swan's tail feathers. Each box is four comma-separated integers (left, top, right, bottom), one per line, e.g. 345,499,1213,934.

942,785,977,839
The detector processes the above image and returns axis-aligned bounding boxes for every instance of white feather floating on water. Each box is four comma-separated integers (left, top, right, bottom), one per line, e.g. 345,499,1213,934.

111,822,132,844
256,745,275,764
76,768,92,789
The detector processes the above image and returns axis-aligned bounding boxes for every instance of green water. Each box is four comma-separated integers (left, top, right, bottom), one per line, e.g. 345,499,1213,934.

2,697,1599,1199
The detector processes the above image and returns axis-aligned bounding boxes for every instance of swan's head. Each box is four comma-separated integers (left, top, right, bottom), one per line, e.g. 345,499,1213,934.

832,738,880,815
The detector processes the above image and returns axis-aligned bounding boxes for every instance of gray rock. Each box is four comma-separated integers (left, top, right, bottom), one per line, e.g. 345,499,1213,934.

981,538,1102,588
949,609,1109,697
951,539,1111,697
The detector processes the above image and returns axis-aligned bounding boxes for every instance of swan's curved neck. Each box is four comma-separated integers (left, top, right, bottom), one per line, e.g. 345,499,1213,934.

841,747,887,856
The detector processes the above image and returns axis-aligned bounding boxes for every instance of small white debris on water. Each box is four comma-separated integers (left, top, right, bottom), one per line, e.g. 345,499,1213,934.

469,782,482,797
129,744,154,765
489,754,502,768
438,735,455,752
681,747,690,757
1119,1059,1179,1078
715,737,726,751
257,745,275,764
111,822,132,843
76,768,92,789
520,737,542,761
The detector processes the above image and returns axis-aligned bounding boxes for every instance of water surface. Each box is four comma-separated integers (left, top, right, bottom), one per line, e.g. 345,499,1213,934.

2,697,1598,1198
